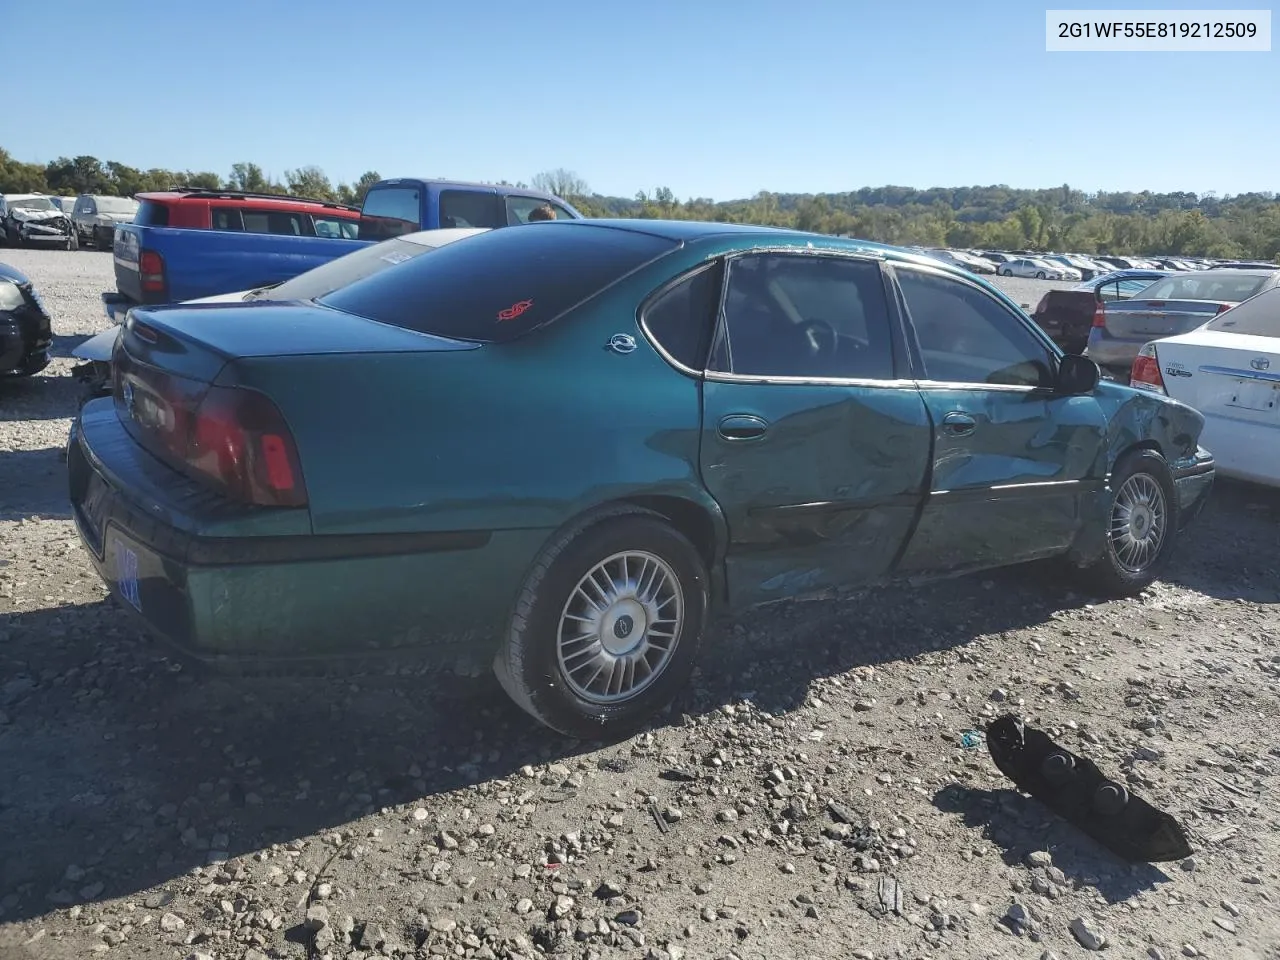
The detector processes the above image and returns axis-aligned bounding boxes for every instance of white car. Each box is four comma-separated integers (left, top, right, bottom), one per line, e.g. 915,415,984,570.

72,227,489,394
1130,285,1280,487
997,258,1072,281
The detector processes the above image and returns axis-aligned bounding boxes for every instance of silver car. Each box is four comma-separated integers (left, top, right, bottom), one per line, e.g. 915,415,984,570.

997,258,1075,281
1086,268,1280,377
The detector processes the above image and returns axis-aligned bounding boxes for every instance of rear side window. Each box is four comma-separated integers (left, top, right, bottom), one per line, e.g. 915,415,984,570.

314,215,357,239
641,261,724,370
134,200,170,227
320,224,679,343
440,190,504,229
212,207,244,231
1206,288,1280,338
242,211,305,236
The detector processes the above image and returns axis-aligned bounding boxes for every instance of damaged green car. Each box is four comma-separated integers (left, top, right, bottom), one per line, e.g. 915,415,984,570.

68,220,1215,739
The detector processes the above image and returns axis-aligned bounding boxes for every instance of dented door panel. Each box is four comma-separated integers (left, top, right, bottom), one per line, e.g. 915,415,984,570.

699,380,932,608
896,386,1108,574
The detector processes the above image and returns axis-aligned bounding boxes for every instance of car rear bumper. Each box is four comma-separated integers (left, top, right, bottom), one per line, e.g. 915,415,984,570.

68,402,544,671
1197,415,1280,488
1171,447,1215,529
1086,328,1143,370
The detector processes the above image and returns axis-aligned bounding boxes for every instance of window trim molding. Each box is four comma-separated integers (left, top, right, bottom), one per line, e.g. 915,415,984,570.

636,257,725,378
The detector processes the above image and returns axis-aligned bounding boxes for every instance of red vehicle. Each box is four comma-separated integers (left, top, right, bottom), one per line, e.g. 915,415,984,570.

130,189,360,238
106,190,365,317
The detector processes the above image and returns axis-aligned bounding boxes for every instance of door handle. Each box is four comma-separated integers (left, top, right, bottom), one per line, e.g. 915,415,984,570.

942,411,977,437
718,414,768,441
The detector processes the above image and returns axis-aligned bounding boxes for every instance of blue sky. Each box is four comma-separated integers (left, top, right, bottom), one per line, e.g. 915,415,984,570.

7,0,1274,200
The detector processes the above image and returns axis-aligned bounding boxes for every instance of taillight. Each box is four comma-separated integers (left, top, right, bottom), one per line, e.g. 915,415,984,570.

139,249,166,294
115,352,307,508
1092,300,1107,328
1130,343,1166,395
187,387,307,507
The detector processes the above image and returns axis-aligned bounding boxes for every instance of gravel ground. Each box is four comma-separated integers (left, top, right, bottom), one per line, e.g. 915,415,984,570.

2,249,1278,960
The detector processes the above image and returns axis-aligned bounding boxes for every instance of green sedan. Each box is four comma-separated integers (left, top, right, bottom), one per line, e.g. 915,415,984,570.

68,220,1216,739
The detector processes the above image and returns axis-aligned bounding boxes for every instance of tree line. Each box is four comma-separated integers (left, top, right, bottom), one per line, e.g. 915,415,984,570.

2,149,1277,260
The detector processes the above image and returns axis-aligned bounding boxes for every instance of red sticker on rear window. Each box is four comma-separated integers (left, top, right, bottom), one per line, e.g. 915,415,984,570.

497,299,533,321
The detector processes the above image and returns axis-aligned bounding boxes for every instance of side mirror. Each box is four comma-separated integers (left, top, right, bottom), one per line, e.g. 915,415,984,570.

1055,353,1100,395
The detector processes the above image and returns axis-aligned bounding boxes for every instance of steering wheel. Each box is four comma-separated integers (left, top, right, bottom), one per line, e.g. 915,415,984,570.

799,319,839,357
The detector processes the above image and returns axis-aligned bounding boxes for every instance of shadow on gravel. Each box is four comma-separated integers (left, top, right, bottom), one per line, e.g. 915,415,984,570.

0,370,81,423
1164,478,1280,605
932,784,1170,905
0,487,1268,923
0,447,71,520
0,560,1096,924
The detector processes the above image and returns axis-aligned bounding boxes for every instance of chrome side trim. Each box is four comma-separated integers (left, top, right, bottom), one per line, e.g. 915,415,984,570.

1199,363,1280,384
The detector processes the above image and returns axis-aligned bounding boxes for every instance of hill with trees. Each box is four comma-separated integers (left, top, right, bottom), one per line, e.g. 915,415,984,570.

2,148,1276,261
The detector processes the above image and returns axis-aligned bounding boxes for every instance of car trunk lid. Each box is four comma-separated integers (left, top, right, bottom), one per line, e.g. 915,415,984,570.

1103,298,1228,340
1155,331,1280,427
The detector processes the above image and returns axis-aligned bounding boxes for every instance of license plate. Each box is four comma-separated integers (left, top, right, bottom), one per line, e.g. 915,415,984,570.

1226,379,1278,413
113,542,142,611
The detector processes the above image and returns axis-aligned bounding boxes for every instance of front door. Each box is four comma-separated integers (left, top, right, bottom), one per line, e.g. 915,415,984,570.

698,252,932,608
888,263,1108,574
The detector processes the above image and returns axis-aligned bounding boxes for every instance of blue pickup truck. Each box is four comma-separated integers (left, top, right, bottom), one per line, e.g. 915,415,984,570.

105,179,583,320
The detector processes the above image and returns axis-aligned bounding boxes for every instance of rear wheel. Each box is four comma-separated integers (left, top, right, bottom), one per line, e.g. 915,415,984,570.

999,267,1011,276
494,507,709,740
1078,449,1178,597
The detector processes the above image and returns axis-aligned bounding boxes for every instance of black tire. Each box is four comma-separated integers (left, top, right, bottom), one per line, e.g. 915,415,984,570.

66,231,78,251
1036,271,1046,279
1078,449,1179,597
494,507,709,740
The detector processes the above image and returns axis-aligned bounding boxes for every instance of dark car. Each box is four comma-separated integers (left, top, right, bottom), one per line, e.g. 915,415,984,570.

68,220,1215,739
1031,270,1170,354
1,262,54,378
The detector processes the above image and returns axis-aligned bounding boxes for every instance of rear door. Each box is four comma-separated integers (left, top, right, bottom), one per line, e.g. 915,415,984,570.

697,251,932,607
888,263,1108,574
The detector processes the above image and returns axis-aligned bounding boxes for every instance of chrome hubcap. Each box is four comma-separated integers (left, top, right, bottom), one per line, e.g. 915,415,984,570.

1110,473,1167,573
556,551,683,705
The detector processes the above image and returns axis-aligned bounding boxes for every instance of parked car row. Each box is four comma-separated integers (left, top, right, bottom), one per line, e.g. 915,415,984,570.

918,245,1273,285
0,192,141,250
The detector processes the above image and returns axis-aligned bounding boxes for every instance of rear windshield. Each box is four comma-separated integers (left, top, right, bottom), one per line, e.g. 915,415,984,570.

319,224,679,342
261,234,472,302
1138,273,1270,303
1206,288,1280,338
134,200,170,227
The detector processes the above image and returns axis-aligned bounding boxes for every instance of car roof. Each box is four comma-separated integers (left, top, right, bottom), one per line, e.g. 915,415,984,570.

375,178,570,202
136,190,361,215
529,218,1004,280
1174,268,1277,279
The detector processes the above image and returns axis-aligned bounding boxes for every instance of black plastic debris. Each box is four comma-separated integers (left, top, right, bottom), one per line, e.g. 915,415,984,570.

985,714,1193,863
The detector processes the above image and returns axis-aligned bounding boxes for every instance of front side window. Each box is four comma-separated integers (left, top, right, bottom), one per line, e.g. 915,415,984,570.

709,254,895,380
897,267,1054,388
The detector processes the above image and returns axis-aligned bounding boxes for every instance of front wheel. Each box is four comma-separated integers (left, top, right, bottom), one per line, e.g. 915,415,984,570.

1035,271,1046,279
494,508,709,740
1078,449,1178,597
